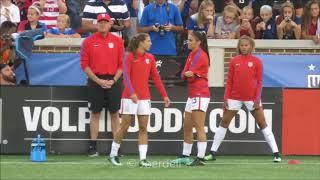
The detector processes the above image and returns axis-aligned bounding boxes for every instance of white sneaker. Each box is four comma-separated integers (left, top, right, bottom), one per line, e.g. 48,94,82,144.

273,152,282,163
109,156,122,166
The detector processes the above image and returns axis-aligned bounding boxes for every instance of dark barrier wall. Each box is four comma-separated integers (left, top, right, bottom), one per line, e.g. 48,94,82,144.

0,86,282,155
282,89,320,155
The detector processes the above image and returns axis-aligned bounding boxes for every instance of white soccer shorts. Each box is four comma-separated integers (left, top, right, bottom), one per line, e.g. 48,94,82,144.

227,99,262,111
120,99,151,115
185,97,210,113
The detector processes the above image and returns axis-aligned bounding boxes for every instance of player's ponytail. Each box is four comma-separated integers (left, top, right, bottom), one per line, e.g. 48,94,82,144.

191,31,210,65
128,33,149,60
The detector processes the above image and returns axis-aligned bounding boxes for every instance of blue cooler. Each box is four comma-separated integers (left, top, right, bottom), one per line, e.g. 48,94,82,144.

30,134,46,162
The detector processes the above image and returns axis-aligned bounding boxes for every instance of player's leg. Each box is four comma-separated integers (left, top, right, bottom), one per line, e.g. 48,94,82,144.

88,111,101,157
171,98,194,165
250,106,281,162
187,110,207,166
137,115,152,167
205,99,240,161
109,114,133,166
110,112,120,138
109,98,137,166
108,81,122,138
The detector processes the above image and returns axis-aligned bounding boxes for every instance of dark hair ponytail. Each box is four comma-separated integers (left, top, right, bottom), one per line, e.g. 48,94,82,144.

127,33,149,60
191,31,210,65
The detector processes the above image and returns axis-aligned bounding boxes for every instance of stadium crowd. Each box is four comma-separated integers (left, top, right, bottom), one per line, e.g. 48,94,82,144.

0,0,319,84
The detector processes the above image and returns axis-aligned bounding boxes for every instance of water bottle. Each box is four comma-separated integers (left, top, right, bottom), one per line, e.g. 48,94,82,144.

30,134,47,162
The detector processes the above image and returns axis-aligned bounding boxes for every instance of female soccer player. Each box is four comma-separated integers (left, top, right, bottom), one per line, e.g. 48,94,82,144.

171,31,210,166
204,36,281,162
109,33,170,167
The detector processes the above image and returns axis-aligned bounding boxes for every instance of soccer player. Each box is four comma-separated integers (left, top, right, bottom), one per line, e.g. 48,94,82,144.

171,31,210,166
109,33,170,167
204,36,281,162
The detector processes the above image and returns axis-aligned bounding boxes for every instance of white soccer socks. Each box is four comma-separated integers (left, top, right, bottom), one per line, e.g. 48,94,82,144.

139,144,148,160
182,142,193,156
261,127,279,153
210,126,227,152
197,141,207,158
110,141,120,157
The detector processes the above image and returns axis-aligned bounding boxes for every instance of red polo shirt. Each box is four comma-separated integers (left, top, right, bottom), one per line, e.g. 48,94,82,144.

80,32,124,75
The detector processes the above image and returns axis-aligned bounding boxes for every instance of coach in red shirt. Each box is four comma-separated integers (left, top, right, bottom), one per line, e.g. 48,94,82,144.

80,13,124,157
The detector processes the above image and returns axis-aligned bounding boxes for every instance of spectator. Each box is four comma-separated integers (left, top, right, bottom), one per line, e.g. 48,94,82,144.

32,0,67,28
224,0,248,14
15,0,33,21
255,5,278,39
46,14,81,38
138,0,184,56
65,0,81,29
215,5,239,39
293,0,305,17
82,0,131,38
180,0,199,28
302,0,320,44
0,21,17,65
236,6,255,38
124,0,139,40
276,2,302,39
0,63,15,85
17,5,47,32
0,0,20,25
187,0,215,38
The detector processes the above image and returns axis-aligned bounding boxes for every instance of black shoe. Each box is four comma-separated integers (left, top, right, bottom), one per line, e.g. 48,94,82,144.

88,146,99,157
187,157,205,166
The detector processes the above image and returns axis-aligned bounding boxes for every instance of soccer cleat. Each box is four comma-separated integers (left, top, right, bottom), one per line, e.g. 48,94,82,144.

273,152,282,163
139,159,152,167
109,156,122,166
187,157,205,166
204,151,216,161
170,155,193,165
88,146,99,157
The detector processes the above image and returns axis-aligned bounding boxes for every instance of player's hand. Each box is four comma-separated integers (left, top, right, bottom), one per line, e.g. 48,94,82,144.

253,102,261,110
184,71,194,78
223,101,229,111
130,93,139,104
163,97,170,108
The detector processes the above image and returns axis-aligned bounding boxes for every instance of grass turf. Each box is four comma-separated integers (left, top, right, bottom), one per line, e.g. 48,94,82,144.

1,155,319,180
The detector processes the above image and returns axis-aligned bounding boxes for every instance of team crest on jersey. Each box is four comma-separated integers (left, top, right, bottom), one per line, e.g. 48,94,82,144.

145,59,150,64
108,43,114,48
248,62,253,67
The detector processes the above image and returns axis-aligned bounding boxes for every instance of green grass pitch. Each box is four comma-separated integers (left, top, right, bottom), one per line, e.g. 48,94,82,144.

1,155,319,180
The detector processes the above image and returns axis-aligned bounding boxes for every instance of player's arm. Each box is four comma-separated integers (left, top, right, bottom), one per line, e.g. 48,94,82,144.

189,54,209,79
254,60,263,104
112,43,125,83
223,60,235,108
150,58,170,107
123,53,138,103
